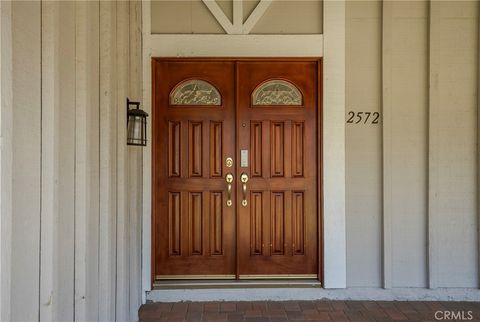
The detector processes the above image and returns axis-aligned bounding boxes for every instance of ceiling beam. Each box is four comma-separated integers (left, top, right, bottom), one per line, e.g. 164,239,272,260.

202,0,235,34
243,0,272,34
233,0,243,34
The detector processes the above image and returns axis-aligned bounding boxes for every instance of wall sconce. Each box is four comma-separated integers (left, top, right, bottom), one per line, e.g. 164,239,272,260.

127,98,148,146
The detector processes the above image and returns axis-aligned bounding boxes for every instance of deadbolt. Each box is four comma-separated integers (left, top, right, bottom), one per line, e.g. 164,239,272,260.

226,157,233,168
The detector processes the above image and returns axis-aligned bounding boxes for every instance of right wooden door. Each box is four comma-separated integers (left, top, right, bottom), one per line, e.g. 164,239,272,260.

236,61,319,277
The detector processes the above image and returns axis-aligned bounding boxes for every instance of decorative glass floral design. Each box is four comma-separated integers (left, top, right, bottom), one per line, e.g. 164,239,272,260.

170,79,221,105
252,79,302,106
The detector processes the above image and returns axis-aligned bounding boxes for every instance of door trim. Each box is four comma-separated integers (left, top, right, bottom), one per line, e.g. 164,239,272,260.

142,2,348,300
151,58,323,287
149,35,323,57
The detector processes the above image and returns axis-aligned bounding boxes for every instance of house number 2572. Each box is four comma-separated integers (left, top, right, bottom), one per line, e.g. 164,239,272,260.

346,111,380,124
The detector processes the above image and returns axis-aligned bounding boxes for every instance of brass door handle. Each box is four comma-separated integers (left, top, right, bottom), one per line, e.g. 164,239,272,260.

240,173,249,207
226,173,233,207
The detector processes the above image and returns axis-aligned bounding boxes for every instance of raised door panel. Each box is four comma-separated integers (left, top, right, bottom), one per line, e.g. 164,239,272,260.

292,122,305,177
188,122,203,177
168,192,181,256
292,191,305,255
210,122,223,178
168,122,181,177
270,191,286,255
250,191,264,256
250,122,263,177
210,192,223,255
270,122,285,178
188,192,203,255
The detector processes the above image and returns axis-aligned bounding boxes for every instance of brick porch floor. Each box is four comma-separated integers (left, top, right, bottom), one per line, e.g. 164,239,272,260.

139,300,480,321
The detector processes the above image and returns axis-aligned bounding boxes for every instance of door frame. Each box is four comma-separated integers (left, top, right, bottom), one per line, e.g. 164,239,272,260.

142,3,347,300
150,58,323,286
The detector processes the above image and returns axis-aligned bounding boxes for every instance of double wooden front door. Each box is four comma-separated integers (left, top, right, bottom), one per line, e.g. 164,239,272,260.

152,59,321,281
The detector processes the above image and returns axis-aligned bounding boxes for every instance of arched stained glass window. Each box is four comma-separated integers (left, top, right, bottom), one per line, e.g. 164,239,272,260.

170,79,221,105
252,79,302,106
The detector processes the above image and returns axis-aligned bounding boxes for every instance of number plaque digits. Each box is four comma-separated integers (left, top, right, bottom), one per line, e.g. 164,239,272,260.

346,111,380,125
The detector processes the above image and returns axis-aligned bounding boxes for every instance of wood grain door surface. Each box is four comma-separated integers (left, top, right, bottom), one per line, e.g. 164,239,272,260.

152,59,319,281
236,62,318,277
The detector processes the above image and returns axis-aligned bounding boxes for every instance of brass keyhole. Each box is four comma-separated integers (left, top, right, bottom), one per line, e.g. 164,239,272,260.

226,157,233,168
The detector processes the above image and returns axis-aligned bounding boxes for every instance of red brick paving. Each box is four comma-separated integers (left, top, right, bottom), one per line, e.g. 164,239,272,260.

139,300,480,321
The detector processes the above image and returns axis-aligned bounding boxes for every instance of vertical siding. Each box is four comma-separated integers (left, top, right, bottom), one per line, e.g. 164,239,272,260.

384,1,429,288
40,2,57,320
429,1,479,288
74,3,89,319
85,2,101,320
346,0,479,288
99,1,118,321
129,2,143,321
1,1,143,321
116,1,131,320
11,2,41,321
345,0,383,287
40,3,77,321
0,1,14,321
56,3,76,320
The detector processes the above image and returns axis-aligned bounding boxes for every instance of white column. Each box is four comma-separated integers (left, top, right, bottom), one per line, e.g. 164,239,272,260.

323,0,347,288
142,0,152,303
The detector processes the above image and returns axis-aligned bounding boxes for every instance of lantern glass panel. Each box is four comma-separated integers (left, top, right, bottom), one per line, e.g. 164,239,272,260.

127,114,146,146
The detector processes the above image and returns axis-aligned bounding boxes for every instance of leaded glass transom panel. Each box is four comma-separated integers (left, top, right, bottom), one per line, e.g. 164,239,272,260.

170,79,221,105
252,79,302,106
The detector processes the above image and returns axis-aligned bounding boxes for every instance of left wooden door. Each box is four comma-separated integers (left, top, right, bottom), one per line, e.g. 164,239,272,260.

152,60,236,279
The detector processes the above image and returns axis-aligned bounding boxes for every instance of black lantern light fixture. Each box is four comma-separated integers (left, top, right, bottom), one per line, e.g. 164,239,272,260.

127,98,148,146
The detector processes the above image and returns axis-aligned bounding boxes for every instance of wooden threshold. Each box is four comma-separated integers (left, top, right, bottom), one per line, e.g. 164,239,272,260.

153,279,322,289
156,275,236,280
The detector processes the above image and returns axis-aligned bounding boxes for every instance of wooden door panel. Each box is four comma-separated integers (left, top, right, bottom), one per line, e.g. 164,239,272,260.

153,60,236,278
237,61,318,277
292,122,305,177
210,122,223,177
292,191,306,255
270,191,286,255
210,191,224,255
270,122,285,177
168,122,181,177
188,122,203,177
168,192,181,256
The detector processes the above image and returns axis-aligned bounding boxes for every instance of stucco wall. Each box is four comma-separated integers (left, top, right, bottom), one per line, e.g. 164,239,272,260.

0,1,144,321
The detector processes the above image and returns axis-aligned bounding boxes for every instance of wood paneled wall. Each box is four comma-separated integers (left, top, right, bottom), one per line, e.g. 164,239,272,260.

0,1,143,321
346,0,479,288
